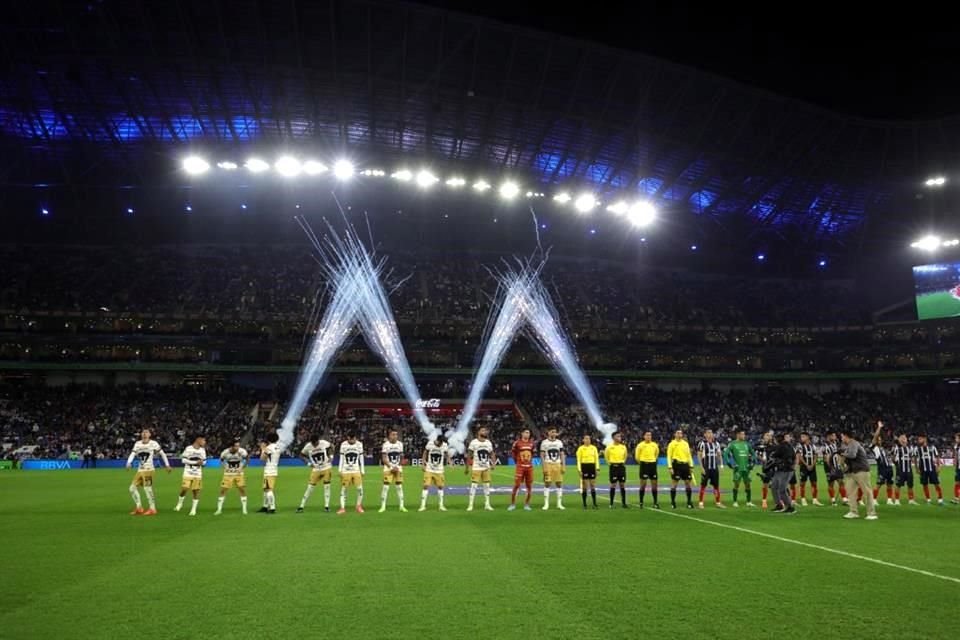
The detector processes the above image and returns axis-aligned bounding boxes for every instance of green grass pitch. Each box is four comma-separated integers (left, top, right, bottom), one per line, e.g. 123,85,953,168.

1,466,958,639
916,290,960,320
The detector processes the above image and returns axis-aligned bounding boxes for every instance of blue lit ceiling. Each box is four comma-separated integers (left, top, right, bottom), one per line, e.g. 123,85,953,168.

0,0,954,241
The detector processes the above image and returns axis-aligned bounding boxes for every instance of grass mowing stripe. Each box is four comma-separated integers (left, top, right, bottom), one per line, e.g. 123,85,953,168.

653,507,960,584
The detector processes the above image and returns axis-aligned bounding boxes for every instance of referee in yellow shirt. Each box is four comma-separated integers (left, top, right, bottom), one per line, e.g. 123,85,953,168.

634,431,660,509
576,435,599,509
605,432,629,508
666,429,695,509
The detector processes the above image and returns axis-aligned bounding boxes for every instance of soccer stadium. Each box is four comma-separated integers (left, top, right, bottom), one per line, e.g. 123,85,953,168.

3,2,960,639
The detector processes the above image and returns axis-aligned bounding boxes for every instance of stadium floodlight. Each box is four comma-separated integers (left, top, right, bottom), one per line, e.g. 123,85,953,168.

245,157,270,173
499,181,520,199
274,156,302,177
607,201,628,216
217,161,238,170
925,176,947,187
473,180,491,192
182,155,210,175
303,160,327,176
416,170,439,188
333,159,355,180
392,169,413,182
911,234,942,251
945,239,960,247
553,192,572,204
446,177,466,187
574,193,597,214
626,201,656,227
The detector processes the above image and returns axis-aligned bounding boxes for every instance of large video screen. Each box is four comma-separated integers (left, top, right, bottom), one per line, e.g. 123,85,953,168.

913,262,960,320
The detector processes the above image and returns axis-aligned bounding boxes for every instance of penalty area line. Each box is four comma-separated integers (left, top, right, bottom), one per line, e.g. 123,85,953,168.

652,509,960,585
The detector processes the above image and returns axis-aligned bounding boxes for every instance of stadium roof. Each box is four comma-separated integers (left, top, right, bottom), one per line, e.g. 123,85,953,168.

2,0,958,247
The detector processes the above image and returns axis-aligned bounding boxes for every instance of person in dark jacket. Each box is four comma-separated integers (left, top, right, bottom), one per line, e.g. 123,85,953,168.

769,432,797,514
840,431,877,520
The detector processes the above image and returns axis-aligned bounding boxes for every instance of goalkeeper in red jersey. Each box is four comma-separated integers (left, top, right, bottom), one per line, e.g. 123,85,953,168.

509,429,536,512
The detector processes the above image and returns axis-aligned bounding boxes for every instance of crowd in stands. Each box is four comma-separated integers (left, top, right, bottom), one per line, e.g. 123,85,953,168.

3,382,958,463
0,245,872,329
0,385,260,461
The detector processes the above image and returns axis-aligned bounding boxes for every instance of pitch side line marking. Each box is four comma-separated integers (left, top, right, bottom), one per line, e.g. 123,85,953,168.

653,509,960,585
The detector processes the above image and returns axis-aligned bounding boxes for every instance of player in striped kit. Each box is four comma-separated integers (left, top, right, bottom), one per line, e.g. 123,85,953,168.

952,432,960,504
871,421,895,506
892,434,918,505
697,430,725,509
755,431,774,509
822,433,846,506
915,434,944,505
795,432,823,506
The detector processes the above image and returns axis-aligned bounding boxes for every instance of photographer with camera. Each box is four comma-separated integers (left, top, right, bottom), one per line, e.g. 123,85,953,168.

840,430,877,520
768,431,797,514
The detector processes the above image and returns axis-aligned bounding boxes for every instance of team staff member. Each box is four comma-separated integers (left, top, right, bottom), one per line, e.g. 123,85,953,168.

770,432,797,514
605,432,629,509
576,435,600,510
635,432,660,509
840,430,877,520
666,429,694,510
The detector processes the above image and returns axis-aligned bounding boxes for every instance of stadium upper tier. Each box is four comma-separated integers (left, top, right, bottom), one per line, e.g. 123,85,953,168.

2,245,867,324
1,244,955,373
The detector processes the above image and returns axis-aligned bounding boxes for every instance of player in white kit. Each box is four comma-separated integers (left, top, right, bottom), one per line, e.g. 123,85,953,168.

338,432,365,515
420,434,450,511
297,435,333,513
379,429,407,513
259,433,281,514
125,428,171,516
466,427,496,512
175,435,207,516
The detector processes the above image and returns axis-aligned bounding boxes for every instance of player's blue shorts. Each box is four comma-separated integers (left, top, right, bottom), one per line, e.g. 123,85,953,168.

876,465,894,485
920,470,940,486
700,468,720,488
896,470,914,488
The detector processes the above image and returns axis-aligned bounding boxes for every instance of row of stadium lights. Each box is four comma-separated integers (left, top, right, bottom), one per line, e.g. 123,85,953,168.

917,177,958,252
180,155,658,229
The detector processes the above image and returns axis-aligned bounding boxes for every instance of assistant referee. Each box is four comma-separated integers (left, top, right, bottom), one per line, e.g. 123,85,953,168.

635,432,660,508
666,429,695,509
605,432,629,509
576,435,599,510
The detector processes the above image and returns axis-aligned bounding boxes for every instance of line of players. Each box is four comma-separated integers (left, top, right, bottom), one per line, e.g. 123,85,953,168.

124,424,960,515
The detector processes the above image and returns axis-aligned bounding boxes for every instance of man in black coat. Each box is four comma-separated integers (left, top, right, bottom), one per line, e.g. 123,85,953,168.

769,432,797,514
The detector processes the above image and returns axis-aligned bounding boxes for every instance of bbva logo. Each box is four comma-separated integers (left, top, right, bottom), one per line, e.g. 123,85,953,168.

39,461,72,470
